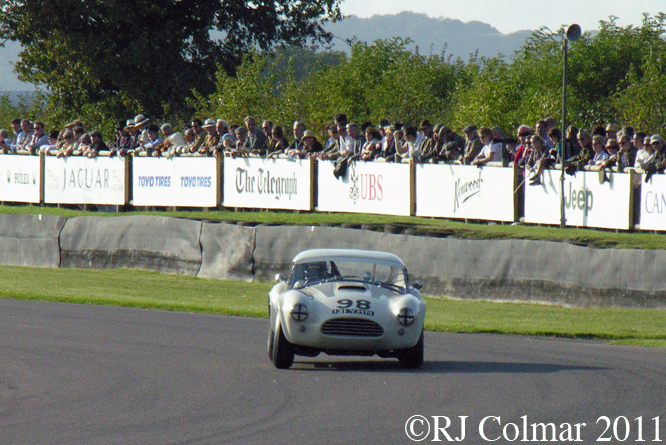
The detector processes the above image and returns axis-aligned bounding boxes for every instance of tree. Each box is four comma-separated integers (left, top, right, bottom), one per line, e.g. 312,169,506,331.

0,0,342,127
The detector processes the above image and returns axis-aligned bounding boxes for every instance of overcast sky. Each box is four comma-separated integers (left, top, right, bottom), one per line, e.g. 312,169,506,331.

340,0,666,34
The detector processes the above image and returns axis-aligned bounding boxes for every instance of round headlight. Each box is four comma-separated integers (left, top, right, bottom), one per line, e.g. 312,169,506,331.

291,303,308,322
397,307,415,326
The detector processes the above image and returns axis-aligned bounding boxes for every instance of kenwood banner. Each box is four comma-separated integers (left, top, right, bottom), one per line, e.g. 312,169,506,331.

44,157,126,205
223,157,312,210
317,160,412,216
133,157,218,207
524,169,633,230
0,154,41,203
415,164,515,221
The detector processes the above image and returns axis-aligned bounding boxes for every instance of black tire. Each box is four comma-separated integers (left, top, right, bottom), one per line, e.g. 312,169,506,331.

271,323,294,369
398,330,424,369
267,327,274,359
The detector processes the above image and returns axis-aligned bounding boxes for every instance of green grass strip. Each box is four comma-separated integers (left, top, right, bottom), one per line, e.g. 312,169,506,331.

1,266,665,348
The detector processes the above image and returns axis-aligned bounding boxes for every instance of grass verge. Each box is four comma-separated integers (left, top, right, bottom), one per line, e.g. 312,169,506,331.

2,266,665,348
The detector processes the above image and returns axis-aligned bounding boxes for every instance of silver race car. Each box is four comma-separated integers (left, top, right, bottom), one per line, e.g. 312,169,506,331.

267,249,425,369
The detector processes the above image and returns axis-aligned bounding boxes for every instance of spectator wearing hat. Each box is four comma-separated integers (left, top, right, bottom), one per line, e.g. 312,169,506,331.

459,125,483,165
634,133,655,170
302,130,324,158
195,118,219,156
109,119,134,157
650,134,666,171
244,116,268,156
605,123,619,141
132,114,150,152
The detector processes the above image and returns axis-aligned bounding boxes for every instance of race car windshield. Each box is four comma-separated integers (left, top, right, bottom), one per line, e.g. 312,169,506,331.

291,259,406,292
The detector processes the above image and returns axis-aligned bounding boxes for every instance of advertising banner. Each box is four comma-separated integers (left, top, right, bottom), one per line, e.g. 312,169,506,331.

317,160,412,216
415,164,515,222
638,173,666,231
133,157,218,207
223,157,312,211
0,155,41,203
524,169,633,230
44,157,126,205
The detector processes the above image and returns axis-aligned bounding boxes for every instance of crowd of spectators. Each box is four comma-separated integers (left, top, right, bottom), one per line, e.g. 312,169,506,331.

2,113,664,181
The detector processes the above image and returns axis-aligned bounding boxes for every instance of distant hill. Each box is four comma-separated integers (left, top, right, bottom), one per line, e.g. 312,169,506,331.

0,12,534,92
323,12,533,60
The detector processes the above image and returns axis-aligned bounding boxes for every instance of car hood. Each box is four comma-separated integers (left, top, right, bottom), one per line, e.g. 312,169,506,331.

297,281,395,305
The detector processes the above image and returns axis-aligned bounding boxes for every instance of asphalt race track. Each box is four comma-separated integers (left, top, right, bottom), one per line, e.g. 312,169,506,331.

2,299,666,445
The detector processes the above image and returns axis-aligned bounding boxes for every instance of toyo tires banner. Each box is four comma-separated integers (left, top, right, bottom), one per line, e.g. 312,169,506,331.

133,157,218,207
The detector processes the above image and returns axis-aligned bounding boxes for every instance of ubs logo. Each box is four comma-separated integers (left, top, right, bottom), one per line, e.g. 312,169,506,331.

348,161,383,204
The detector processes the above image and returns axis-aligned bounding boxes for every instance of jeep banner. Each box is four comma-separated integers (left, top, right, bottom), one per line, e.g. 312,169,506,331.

524,169,632,230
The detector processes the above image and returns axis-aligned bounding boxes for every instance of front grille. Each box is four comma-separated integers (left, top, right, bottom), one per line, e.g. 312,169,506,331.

321,318,384,337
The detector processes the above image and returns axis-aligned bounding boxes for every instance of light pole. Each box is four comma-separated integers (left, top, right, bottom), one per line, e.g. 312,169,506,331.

560,24,581,229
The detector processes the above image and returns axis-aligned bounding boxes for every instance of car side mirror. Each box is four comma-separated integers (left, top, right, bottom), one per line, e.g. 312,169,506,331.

275,273,286,283
412,279,423,290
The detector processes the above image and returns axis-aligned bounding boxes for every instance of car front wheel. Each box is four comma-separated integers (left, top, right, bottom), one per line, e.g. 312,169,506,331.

271,323,295,369
398,330,424,369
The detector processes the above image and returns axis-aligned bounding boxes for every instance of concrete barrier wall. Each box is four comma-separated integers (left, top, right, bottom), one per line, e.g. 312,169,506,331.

4,214,666,307
0,214,66,268
59,215,203,275
197,222,254,281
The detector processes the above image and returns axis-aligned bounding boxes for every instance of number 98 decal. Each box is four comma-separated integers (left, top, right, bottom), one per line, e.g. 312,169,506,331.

333,299,374,316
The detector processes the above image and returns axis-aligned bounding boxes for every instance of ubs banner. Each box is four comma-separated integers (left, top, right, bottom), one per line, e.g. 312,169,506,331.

638,174,666,231
524,169,632,230
44,157,126,205
317,160,412,216
415,164,515,222
133,157,218,207
0,155,41,203
223,158,312,211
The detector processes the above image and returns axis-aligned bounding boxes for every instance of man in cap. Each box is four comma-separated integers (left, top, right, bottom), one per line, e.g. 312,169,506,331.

459,124,482,165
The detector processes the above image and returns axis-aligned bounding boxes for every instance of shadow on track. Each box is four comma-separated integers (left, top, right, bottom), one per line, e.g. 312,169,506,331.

288,359,605,374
